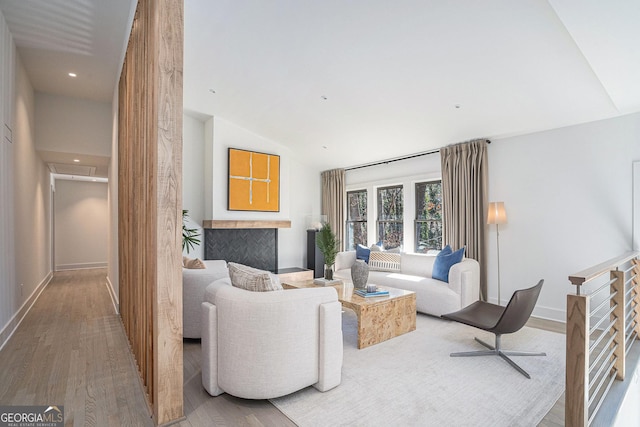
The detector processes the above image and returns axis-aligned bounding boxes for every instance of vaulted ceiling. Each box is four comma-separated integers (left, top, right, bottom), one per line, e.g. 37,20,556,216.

1,0,639,171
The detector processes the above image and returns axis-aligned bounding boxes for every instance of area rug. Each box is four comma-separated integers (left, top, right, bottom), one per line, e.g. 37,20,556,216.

271,309,565,427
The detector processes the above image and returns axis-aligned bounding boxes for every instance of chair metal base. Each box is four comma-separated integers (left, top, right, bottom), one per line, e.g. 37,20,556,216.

450,335,546,379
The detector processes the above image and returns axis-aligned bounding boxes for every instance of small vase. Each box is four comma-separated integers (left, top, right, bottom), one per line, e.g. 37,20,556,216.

324,264,334,280
351,259,369,289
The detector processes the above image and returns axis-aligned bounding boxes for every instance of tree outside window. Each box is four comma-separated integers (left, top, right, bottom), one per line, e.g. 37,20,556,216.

346,190,367,250
415,181,442,253
377,185,403,249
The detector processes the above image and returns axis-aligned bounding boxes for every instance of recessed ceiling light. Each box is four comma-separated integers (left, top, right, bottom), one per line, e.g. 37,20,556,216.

68,72,77,77
322,145,328,149
208,89,216,94
454,104,461,109
73,159,80,162
321,96,328,100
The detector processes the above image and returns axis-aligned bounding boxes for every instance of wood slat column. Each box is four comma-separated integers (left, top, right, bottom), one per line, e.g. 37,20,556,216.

610,270,625,380
118,0,184,424
633,259,640,338
565,293,589,427
154,0,184,423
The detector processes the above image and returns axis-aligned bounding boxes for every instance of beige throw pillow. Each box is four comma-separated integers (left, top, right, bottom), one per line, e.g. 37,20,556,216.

368,251,401,272
228,262,283,292
183,256,206,269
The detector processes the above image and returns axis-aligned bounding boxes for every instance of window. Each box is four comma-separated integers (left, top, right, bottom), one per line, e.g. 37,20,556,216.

415,181,442,253
377,185,403,249
346,190,367,250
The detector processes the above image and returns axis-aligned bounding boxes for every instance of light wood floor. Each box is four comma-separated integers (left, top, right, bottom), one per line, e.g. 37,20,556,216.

0,269,564,426
0,269,153,426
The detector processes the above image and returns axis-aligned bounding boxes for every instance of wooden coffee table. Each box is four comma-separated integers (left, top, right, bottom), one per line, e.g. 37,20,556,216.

283,280,416,349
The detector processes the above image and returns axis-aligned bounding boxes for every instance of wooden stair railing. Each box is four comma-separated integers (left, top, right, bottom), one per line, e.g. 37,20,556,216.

566,251,640,426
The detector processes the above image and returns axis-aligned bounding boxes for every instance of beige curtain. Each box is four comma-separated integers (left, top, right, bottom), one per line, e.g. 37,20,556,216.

440,139,488,300
321,168,346,251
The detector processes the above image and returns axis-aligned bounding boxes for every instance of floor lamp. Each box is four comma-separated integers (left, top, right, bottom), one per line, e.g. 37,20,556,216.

487,202,507,305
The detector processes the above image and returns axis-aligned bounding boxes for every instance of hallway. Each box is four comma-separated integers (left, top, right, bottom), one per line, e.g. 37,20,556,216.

0,269,153,426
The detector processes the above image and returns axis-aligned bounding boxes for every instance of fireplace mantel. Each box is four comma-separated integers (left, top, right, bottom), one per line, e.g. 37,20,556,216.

203,220,291,229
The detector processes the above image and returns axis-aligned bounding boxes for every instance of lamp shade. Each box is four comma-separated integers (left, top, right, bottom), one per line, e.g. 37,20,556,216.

487,202,507,225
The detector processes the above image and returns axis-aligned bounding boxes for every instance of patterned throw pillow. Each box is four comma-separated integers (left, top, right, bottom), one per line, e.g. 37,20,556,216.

368,251,401,272
228,262,283,292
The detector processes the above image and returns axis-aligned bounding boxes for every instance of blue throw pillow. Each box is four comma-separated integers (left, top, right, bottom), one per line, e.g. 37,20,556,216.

439,245,453,256
356,244,371,263
432,246,465,282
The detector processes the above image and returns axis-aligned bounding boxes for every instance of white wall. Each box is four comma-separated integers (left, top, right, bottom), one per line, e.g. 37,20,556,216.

489,112,640,321
182,113,206,259
13,54,52,303
181,114,322,269
0,9,17,346
1,8,14,133
54,179,108,270
35,92,111,156
0,37,53,348
281,149,322,265
634,161,640,251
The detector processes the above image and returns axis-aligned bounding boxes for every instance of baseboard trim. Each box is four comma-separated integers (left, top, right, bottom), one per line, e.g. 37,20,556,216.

106,276,119,314
487,298,566,323
0,271,53,351
531,304,566,323
527,315,566,334
56,262,108,271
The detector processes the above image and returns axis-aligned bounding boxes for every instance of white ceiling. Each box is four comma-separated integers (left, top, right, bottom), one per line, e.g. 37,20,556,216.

1,0,639,171
0,0,134,177
0,0,133,102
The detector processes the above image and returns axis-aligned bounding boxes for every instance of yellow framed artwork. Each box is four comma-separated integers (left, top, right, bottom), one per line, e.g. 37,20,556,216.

228,148,280,212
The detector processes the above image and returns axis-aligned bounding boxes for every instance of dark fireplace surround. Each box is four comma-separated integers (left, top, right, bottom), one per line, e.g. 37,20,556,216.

203,220,291,273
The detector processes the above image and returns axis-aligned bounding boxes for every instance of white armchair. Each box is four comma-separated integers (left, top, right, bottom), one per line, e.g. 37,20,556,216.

201,282,343,399
182,260,229,338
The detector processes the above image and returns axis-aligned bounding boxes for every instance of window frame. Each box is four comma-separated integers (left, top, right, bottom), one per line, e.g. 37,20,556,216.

345,189,368,251
376,184,404,249
414,180,443,253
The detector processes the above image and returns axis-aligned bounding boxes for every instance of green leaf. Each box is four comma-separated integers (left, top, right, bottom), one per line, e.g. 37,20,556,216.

181,209,201,253
316,222,340,266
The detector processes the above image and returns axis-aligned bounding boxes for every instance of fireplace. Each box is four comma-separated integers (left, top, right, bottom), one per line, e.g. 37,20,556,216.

203,220,291,273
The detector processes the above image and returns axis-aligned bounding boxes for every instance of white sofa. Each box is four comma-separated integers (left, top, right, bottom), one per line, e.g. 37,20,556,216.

334,251,480,317
201,281,343,399
182,260,229,339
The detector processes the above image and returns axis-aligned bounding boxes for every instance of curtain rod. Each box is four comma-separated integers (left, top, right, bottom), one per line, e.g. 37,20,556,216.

345,149,439,171
345,140,491,171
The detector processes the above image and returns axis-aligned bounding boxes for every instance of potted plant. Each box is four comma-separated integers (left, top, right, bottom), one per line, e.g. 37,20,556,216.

316,222,340,280
182,210,201,254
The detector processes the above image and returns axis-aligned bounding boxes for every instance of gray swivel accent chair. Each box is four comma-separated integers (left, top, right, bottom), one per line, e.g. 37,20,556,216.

441,279,545,379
